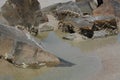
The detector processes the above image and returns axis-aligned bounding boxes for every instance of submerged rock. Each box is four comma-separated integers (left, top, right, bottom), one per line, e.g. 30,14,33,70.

39,24,54,32
0,24,60,69
63,34,77,40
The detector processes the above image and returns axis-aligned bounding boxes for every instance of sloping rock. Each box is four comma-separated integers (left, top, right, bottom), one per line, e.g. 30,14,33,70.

1,0,48,28
0,24,60,68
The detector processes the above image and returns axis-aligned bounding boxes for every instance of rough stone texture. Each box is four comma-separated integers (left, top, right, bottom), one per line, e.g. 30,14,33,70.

0,24,60,68
93,0,115,16
1,0,48,28
58,16,118,39
111,0,120,18
42,1,93,20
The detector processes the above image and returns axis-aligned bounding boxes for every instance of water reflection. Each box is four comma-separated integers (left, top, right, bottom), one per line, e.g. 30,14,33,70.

0,30,119,80
39,31,102,80
70,36,118,53
56,31,118,53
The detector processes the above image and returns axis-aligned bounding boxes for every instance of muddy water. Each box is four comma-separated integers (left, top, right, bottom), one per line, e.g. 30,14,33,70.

35,31,120,80
0,0,120,80
36,31,102,80
0,31,119,80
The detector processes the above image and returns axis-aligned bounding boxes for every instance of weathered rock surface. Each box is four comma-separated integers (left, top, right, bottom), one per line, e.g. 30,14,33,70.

1,0,48,30
39,24,54,32
111,0,120,18
58,15,118,39
42,1,93,19
42,0,119,39
93,0,115,16
0,24,60,69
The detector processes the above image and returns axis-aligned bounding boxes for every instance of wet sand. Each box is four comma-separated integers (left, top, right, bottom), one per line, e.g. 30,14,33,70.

0,59,49,80
90,39,120,80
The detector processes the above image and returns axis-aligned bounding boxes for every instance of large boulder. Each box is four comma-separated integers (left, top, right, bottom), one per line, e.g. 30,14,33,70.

0,24,60,69
1,0,48,28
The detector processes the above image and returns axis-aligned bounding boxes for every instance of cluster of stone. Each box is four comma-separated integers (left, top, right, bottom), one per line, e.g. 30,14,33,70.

48,0,120,39
1,0,48,36
0,0,60,69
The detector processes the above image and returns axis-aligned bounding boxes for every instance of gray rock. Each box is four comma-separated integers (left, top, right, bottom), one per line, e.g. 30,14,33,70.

63,34,76,40
39,24,54,32
0,24,60,69
1,0,48,28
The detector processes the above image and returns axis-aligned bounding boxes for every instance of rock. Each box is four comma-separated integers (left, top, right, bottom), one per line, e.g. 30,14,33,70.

1,0,48,28
42,0,119,40
93,30,109,38
93,0,115,16
58,15,118,39
0,13,9,25
39,24,54,32
42,1,93,20
0,24,60,69
58,16,94,36
111,0,120,18
63,34,76,40
76,0,103,9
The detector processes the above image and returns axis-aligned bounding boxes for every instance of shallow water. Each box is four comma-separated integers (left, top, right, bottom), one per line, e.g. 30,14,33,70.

0,31,120,80
36,32,102,80
35,31,120,80
0,0,120,80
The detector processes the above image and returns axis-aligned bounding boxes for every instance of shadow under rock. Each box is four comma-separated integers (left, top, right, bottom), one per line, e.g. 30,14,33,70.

56,58,75,67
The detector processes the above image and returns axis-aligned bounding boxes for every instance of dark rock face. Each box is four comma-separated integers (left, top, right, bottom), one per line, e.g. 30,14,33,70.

0,24,60,69
58,16,118,39
97,0,103,7
1,0,48,29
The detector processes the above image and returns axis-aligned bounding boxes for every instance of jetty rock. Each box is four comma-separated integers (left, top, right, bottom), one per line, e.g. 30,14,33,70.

0,24,60,69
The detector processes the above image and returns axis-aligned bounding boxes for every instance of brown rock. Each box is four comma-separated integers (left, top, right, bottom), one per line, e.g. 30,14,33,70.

1,0,48,28
93,0,115,16
0,37,14,58
0,24,60,68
